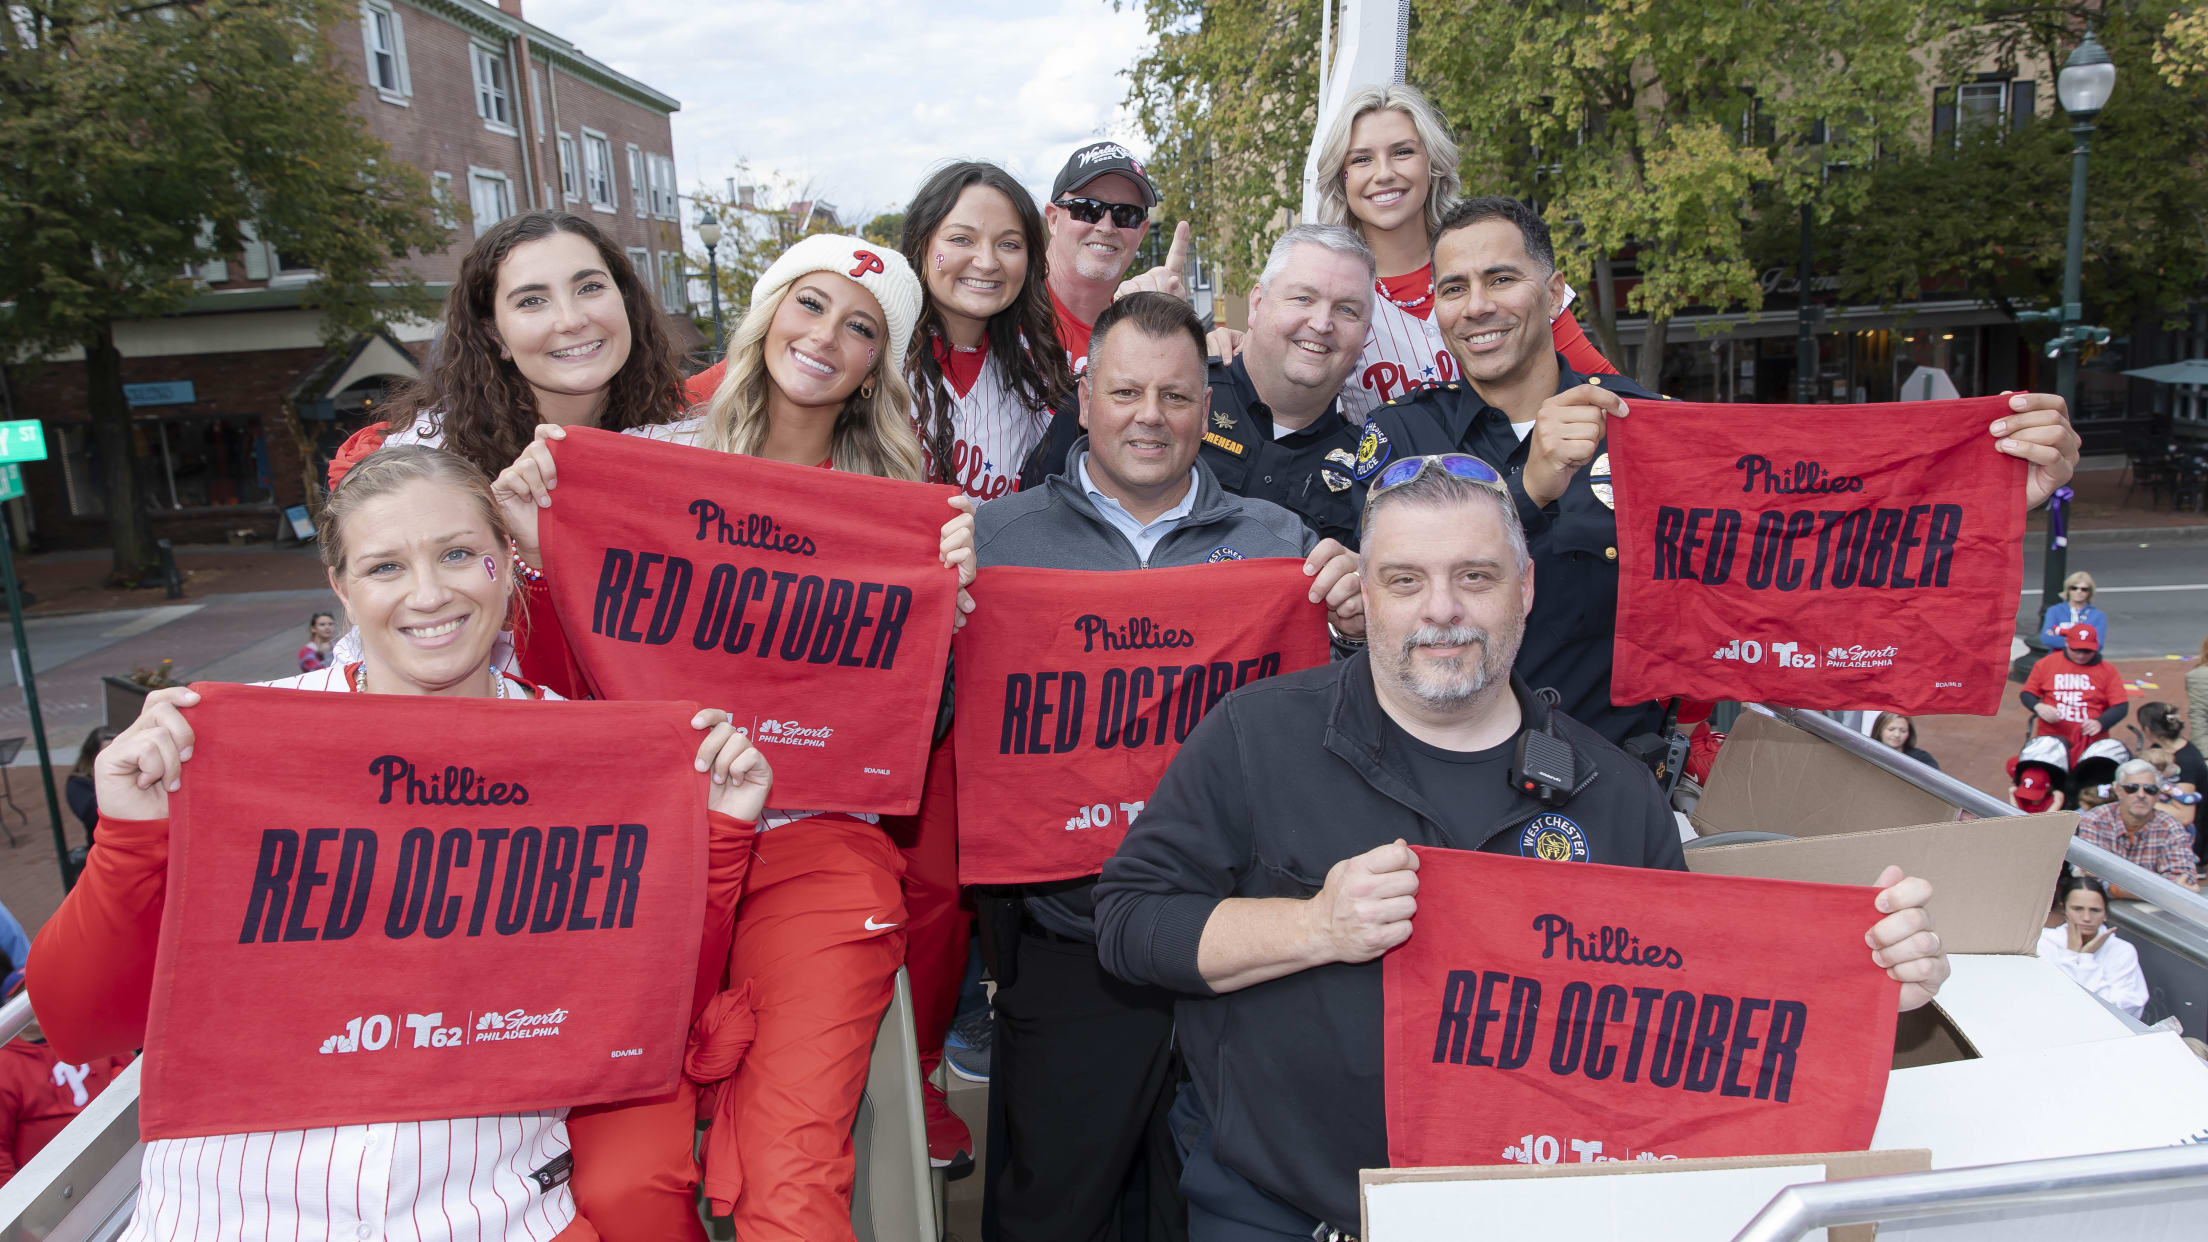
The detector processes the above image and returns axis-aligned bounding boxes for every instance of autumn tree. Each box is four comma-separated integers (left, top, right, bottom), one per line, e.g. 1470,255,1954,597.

0,0,444,583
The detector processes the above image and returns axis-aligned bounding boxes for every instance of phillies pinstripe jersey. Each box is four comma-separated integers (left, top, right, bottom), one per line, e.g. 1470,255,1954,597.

934,348,1051,503
118,667,580,1242
1340,266,1458,423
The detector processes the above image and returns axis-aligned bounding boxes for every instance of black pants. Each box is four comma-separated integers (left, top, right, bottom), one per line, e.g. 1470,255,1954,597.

1169,1084,1330,1242
982,925,1187,1242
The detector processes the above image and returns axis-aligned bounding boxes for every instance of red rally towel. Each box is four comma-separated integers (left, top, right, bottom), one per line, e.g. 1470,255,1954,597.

952,561,1328,884
538,426,961,815
1383,848,1897,1170
141,683,709,1140
1608,396,2024,715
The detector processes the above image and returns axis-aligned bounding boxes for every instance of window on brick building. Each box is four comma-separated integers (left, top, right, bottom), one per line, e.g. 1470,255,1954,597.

647,154,678,219
628,144,648,216
626,247,652,296
470,169,515,236
657,252,686,313
1932,76,2036,147
470,44,514,132
582,131,616,210
432,172,456,229
557,134,579,201
361,1,410,101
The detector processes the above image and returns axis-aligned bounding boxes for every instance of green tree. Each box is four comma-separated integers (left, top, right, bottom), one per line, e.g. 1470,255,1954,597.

685,183,841,338
862,211,906,247
0,0,443,583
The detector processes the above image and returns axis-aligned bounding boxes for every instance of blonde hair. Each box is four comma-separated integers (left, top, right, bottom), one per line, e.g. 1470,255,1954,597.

2063,570,2096,596
1312,83,1463,240
697,292,928,482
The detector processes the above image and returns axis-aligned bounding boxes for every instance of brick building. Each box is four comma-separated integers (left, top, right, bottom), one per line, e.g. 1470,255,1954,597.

1,0,693,549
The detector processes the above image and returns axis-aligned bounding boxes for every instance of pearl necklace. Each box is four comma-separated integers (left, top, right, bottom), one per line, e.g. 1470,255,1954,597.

350,663,508,698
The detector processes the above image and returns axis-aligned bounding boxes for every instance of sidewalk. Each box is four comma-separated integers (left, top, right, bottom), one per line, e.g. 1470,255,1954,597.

2025,464,2208,537
7,542,331,617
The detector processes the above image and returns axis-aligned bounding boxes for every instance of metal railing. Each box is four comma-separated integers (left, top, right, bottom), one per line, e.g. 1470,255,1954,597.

1730,1144,2208,1241
1748,704,2208,930
0,992,30,1047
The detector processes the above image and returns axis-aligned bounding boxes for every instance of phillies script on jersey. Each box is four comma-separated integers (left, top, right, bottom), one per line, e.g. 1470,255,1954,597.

1607,396,2024,715
1383,848,1895,1170
538,427,961,815
142,685,707,1140
951,561,1329,883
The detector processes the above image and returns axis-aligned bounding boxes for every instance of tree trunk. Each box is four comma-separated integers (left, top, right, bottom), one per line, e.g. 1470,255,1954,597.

83,322,157,584
1636,312,1670,393
1590,253,1624,365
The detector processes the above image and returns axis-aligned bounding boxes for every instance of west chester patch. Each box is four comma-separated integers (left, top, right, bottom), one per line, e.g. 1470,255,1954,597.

1518,812,1590,862
1205,546,1245,562
1354,424,1392,479
1202,430,1246,457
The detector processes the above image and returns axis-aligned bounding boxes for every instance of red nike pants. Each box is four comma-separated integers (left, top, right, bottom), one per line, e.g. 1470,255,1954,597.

881,734,968,1085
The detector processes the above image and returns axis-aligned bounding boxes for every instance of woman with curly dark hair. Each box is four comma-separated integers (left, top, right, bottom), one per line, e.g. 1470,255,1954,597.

327,208,688,483
898,160,1074,500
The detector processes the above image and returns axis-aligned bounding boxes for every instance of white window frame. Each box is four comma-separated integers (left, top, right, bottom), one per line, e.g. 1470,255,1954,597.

556,133,579,201
469,166,515,237
647,153,678,220
627,143,647,217
657,251,686,313
581,130,616,213
432,171,457,230
469,42,514,134
626,247,653,297
360,0,410,103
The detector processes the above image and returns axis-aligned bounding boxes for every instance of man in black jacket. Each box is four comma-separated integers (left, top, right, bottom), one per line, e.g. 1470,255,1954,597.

1093,461,1953,1240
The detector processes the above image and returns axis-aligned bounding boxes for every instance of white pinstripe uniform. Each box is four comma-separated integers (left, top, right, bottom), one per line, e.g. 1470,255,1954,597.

122,665,580,1242
928,351,1050,503
1336,274,1587,424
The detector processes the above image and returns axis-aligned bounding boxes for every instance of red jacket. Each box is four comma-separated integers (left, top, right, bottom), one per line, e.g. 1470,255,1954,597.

0,1038,130,1186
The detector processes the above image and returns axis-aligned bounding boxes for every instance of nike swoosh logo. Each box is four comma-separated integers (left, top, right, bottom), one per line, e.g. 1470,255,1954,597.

864,917,900,931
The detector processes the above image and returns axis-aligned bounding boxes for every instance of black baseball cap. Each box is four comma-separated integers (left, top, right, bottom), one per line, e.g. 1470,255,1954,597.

1051,142,1159,208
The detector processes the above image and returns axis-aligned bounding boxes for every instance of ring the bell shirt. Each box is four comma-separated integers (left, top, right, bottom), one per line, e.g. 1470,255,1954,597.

1607,395,2025,716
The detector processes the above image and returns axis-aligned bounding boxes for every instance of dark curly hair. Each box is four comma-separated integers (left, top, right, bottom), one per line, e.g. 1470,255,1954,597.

899,162,1074,483
375,210,686,479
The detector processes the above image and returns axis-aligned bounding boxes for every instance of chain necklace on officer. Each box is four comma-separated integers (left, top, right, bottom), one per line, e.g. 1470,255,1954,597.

350,661,507,699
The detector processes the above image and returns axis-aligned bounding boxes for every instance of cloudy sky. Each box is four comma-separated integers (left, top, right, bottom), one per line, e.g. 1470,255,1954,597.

527,0,1156,228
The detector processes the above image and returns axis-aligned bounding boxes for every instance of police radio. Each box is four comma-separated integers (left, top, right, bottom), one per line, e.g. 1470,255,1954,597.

1511,689,1580,808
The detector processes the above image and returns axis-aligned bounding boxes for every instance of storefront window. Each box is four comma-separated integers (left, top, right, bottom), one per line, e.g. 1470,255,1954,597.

143,415,271,509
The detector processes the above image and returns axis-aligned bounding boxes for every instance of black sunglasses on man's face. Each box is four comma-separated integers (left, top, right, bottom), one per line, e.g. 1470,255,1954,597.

1054,197,1148,230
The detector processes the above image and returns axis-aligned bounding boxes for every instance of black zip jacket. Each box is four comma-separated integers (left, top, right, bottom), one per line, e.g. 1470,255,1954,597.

1094,655,1684,1229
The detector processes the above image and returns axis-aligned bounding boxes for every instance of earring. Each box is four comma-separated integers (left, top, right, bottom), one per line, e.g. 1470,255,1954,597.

859,380,875,400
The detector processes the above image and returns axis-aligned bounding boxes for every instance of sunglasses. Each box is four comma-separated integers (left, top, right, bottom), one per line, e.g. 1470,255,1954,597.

2068,586,2091,594
1367,453,1508,505
2119,783,2159,795
1054,197,1148,229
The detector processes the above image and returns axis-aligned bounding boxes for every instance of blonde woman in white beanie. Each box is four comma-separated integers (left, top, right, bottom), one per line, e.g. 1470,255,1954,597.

491,233,974,1242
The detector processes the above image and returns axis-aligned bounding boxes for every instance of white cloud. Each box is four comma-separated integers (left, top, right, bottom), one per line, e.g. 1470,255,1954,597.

523,0,1153,228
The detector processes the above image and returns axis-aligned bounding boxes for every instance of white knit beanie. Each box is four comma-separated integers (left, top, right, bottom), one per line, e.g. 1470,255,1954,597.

749,233,923,368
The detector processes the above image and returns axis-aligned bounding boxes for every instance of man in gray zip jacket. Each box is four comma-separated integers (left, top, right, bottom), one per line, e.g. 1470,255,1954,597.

975,292,1364,1242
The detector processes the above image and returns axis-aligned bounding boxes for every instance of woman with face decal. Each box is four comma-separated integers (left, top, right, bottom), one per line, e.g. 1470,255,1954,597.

495,233,977,1241
324,211,690,695
24,446,766,1242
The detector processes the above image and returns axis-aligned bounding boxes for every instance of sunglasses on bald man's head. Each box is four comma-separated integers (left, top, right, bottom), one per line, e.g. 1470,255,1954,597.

1366,453,1508,508
1054,197,1148,229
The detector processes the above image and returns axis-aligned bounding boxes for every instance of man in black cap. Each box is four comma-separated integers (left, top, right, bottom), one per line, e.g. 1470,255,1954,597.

1045,140,1187,376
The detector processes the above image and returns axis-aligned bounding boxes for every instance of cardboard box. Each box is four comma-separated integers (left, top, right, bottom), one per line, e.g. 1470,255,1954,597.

1682,712,2077,955
1360,1148,1931,1242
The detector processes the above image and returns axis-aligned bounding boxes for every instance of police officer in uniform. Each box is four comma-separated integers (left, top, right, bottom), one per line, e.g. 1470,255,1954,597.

1024,224,1371,547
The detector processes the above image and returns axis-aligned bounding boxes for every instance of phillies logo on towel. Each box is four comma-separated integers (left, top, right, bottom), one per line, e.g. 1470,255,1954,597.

1383,848,1895,1171
953,562,1328,884
1607,396,2024,715
142,684,708,1140
538,427,960,815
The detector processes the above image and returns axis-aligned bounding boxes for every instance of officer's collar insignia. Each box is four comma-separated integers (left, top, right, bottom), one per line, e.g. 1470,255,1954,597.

1212,411,1235,430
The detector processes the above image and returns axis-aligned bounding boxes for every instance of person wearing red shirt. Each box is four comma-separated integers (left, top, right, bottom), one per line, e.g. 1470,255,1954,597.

2021,623,2130,741
0,990,130,1189
1043,142,1190,377
495,233,978,1242
26,446,766,1242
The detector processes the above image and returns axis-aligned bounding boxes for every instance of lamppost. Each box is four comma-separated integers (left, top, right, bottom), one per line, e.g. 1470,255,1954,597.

2020,29,2116,619
697,211,726,359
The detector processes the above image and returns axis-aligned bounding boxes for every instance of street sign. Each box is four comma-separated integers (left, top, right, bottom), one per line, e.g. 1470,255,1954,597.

0,421,45,465
0,465,21,503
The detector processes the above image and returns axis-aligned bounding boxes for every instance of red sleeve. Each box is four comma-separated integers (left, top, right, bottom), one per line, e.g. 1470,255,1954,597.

0,1054,26,1185
24,816,170,1062
512,582,596,701
693,811,755,1021
683,362,726,409
1552,307,1619,376
326,424,390,490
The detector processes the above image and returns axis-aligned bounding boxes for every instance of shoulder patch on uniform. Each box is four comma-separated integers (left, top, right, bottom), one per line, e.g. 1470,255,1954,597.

1205,545,1245,562
1321,468,1351,493
1519,813,1590,862
1353,423,1392,480
1202,430,1245,456
1588,452,1614,511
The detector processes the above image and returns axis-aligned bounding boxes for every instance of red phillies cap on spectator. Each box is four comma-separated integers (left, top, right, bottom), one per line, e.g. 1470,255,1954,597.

2064,622,2101,651
2008,757,2057,812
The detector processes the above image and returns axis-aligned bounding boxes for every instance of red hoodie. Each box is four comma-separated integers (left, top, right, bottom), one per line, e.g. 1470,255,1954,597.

0,1038,130,1185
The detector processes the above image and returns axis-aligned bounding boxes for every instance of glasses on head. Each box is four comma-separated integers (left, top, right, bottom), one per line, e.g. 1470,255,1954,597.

1053,197,1148,229
2119,783,2159,795
1366,453,1508,506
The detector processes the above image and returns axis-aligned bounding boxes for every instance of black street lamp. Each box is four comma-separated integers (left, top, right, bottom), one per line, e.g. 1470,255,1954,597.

697,211,726,359
2021,29,2117,618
